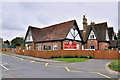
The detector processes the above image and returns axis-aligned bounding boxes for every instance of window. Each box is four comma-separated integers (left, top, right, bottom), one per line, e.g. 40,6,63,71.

81,45,84,50
28,45,31,50
38,45,41,51
77,44,79,50
53,43,58,50
90,46,94,49
90,35,94,39
43,45,51,50
105,45,107,48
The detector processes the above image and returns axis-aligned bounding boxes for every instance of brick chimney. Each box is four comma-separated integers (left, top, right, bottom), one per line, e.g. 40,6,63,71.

83,15,87,32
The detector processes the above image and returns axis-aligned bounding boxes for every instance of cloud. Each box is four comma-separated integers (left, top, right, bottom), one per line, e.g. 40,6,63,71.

2,2,118,41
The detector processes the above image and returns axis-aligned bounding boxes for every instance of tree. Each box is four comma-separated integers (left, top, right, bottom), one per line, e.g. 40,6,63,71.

4,40,10,45
11,37,24,47
117,30,120,44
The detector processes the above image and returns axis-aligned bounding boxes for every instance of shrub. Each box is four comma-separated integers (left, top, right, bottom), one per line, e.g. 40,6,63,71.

80,55,85,58
54,56,58,58
75,55,78,58
58,56,61,58
51,56,54,59
63,55,74,58
87,55,93,59
104,48,107,51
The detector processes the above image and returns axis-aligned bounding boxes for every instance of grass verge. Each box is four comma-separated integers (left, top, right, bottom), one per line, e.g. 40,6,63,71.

52,58,90,62
0,51,8,54
108,60,120,72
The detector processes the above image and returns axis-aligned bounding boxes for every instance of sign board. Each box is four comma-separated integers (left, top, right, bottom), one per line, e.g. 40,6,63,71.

64,41,77,50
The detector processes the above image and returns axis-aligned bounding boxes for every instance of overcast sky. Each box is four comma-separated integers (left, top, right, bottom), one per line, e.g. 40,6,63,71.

2,2,118,41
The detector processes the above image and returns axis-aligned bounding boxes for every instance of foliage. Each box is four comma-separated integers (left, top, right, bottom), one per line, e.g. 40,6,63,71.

58,56,61,58
1,51,8,54
51,55,61,59
11,37,24,47
104,48,112,51
109,60,120,72
54,56,58,58
117,30,120,44
52,58,89,62
80,55,87,58
87,55,93,59
4,40,10,45
51,56,54,59
75,54,79,58
104,48,107,51
63,55,74,58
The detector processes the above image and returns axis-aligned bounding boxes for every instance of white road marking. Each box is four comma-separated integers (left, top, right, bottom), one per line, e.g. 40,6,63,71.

0,64,9,70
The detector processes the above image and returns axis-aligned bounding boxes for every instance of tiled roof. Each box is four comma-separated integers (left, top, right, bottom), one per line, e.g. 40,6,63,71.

81,22,108,42
27,20,75,42
108,27,114,40
109,40,118,48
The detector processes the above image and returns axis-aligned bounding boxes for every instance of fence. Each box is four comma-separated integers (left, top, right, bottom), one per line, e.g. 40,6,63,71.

0,48,119,59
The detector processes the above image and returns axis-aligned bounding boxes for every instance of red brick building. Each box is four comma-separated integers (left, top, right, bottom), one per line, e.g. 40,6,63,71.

25,20,83,51
80,15,117,50
25,15,118,51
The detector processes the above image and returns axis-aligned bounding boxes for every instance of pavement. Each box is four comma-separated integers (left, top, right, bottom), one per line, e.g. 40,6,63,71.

0,53,119,79
7,53,62,63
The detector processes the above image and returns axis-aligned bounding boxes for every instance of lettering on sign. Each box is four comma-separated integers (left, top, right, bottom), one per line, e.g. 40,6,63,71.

64,41,77,50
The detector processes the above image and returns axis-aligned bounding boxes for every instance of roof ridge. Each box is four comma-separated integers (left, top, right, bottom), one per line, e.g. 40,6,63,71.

87,22,107,26
28,20,75,30
29,26,41,29
40,20,75,30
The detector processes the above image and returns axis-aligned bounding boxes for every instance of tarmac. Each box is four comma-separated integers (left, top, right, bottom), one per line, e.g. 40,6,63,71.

7,53,61,63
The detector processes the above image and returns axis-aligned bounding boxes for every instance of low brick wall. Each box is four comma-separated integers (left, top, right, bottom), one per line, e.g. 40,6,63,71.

1,48,119,59
0,48,16,53
15,49,119,59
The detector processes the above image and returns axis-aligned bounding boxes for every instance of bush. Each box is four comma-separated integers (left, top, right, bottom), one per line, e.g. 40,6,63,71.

54,56,58,58
51,56,61,58
58,56,61,58
75,55,78,58
87,55,93,59
104,48,107,51
51,56,54,59
80,55,86,58
63,55,74,58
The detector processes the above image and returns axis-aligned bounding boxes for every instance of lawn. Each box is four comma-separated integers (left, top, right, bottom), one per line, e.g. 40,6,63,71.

0,51,8,54
52,58,90,62
108,60,120,72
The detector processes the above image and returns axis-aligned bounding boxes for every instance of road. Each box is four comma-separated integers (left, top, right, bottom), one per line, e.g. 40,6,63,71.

1,53,119,80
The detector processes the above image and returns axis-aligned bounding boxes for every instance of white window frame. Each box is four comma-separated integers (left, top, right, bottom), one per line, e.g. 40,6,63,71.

38,44,41,51
53,43,58,50
28,45,31,50
90,46,94,49
77,44,79,50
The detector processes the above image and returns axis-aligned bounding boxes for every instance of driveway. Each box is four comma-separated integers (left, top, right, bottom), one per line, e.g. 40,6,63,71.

1,53,118,80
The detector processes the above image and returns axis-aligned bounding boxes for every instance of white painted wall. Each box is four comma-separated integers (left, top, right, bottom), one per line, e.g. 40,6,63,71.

25,29,33,42
106,29,109,41
112,33,114,40
88,29,96,40
66,25,81,41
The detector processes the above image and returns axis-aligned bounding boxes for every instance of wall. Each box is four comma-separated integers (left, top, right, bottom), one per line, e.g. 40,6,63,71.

25,41,82,51
63,41,82,50
87,40,98,50
1,48,119,59
99,42,109,50
15,49,119,59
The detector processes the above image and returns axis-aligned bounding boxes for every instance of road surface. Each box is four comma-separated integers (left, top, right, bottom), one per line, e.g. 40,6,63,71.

1,53,119,80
